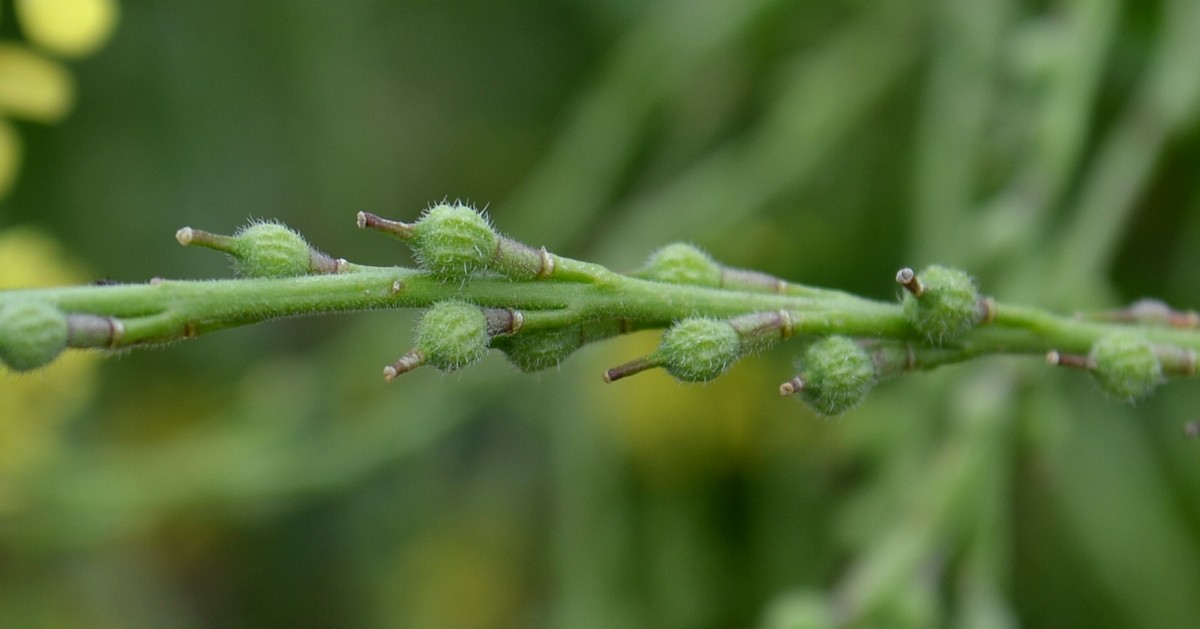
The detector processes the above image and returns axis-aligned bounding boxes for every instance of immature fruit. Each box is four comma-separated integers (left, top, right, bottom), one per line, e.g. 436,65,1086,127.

640,243,722,287
496,326,582,373
0,301,68,371
232,222,312,278
658,318,741,383
413,203,498,279
796,336,875,416
415,301,490,371
902,265,980,343
1090,333,1162,400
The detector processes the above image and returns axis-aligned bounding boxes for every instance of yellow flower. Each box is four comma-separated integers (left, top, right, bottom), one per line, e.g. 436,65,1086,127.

0,227,99,514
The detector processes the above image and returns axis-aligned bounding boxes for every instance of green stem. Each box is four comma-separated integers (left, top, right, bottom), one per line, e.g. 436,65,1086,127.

5,261,1200,376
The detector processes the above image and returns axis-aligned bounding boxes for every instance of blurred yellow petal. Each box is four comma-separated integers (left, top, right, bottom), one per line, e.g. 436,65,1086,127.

16,0,118,58
0,44,74,122
0,118,20,199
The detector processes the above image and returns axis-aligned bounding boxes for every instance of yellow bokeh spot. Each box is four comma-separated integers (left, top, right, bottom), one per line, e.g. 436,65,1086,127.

0,43,75,122
588,333,776,484
0,227,99,513
378,521,526,629
0,118,21,198
16,0,119,58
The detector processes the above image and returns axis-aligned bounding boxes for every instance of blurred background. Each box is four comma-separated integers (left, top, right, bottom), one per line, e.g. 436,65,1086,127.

2,0,1200,627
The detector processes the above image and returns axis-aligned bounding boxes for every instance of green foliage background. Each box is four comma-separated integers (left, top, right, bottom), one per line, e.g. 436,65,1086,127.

3,1,1200,627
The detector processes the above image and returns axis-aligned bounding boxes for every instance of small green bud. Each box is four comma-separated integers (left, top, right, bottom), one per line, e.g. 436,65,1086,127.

177,221,344,277
0,301,68,371
412,203,498,279
900,265,981,343
639,243,722,287
658,318,741,383
496,325,582,373
786,336,875,416
231,222,313,277
1090,333,1162,400
415,301,490,371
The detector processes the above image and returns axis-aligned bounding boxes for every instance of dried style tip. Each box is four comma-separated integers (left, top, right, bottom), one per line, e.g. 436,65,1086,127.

900,265,983,343
603,356,662,383
790,336,875,416
1089,334,1163,400
1046,350,1093,369
176,226,233,250
779,376,805,396
0,301,68,371
357,211,416,240
384,349,425,381
895,267,923,297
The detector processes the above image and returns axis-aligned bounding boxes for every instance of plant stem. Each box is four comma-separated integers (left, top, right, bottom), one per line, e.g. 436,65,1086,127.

5,259,1199,380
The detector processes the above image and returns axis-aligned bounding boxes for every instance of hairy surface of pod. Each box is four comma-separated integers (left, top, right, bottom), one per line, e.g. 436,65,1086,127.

903,265,980,343
415,301,490,371
1090,333,1162,400
232,222,312,278
496,326,582,373
658,318,741,383
640,243,722,287
798,336,875,416
413,203,498,279
0,301,68,371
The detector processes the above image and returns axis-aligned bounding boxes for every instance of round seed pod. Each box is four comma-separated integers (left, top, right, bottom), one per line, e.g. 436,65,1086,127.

1090,333,1162,400
0,301,68,371
413,203,498,279
415,301,490,371
232,222,312,278
658,318,741,383
640,243,722,287
902,265,980,343
797,336,875,416
496,325,582,373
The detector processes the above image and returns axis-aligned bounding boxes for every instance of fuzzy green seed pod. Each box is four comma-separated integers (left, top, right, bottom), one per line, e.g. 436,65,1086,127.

413,203,498,279
231,222,313,278
1090,334,1162,400
902,265,980,343
796,336,875,416
658,318,741,383
639,243,722,287
415,301,490,371
496,326,582,373
0,301,69,371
